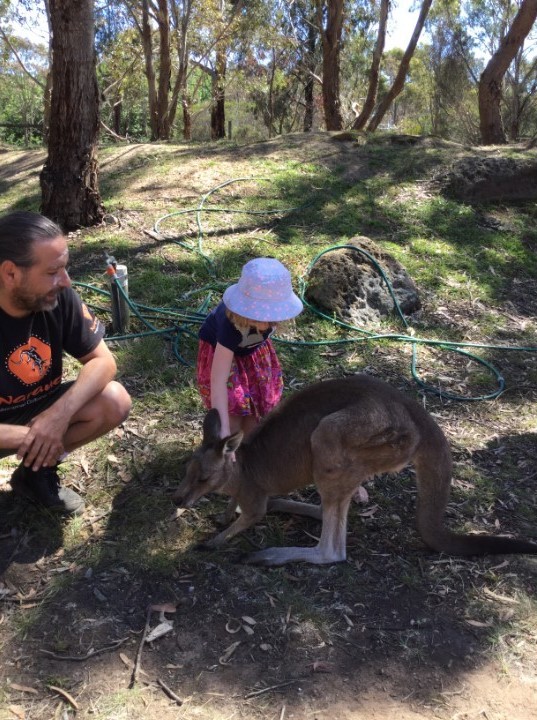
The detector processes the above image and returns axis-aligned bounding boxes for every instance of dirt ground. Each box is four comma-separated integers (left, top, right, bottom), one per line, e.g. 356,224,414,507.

1,133,537,720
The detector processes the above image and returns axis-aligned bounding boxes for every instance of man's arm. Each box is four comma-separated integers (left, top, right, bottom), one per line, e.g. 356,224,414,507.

0,424,30,451
16,340,118,470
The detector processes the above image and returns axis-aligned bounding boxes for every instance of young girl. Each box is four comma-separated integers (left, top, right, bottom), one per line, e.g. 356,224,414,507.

197,258,303,439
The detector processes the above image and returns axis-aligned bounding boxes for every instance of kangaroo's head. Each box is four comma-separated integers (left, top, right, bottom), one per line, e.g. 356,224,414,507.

173,408,243,508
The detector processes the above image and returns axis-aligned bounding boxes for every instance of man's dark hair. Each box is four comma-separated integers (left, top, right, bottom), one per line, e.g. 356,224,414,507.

0,211,63,267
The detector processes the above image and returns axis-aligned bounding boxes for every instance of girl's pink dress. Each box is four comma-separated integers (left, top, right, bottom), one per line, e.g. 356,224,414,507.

196,338,283,419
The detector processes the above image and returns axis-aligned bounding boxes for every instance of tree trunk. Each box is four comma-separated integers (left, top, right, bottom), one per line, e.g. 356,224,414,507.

267,48,277,138
182,96,192,140
367,0,433,132
479,0,537,145
317,0,344,130
168,0,192,136
155,0,171,139
113,99,122,136
141,0,158,140
304,76,314,132
40,0,104,230
352,0,390,130
303,18,317,132
211,46,226,139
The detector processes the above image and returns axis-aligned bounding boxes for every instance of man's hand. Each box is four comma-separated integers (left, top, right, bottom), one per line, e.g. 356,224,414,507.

17,405,70,470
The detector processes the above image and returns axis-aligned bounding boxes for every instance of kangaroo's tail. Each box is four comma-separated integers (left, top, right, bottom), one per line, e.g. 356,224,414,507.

413,438,537,556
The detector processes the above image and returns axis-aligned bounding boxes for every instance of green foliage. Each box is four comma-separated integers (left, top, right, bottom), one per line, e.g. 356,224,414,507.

2,0,537,143
0,35,46,146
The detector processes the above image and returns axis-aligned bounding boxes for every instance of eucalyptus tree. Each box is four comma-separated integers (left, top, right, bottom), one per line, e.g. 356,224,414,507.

40,0,104,229
315,0,344,130
0,0,52,138
421,1,480,141
428,0,537,143
351,0,389,130
282,0,322,131
367,0,433,131
477,0,537,143
0,34,47,145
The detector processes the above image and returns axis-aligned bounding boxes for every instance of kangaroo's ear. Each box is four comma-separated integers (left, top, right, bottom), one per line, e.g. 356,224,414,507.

221,431,243,455
203,408,221,445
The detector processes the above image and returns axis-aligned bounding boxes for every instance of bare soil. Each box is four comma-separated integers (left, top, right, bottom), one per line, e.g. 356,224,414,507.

1,133,537,720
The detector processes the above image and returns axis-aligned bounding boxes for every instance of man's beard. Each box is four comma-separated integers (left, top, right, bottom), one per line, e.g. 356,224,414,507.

12,287,61,313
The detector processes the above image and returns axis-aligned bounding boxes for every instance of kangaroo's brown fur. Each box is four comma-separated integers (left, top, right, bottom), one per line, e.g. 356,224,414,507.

173,375,537,565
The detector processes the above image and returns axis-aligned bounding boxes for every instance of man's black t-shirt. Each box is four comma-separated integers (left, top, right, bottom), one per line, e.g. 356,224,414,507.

0,287,105,418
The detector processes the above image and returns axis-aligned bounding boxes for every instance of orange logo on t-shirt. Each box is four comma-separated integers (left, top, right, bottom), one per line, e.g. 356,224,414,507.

82,302,98,333
8,337,52,385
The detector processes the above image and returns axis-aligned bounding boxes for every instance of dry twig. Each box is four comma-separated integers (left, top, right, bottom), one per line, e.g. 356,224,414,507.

129,605,152,689
156,678,183,705
40,637,128,661
244,679,300,699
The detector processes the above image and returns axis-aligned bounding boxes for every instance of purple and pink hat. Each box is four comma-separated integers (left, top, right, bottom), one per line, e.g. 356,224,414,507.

223,258,303,322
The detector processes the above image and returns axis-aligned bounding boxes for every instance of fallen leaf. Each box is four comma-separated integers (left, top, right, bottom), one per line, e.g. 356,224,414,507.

119,653,149,676
47,685,79,710
219,641,241,665
465,619,493,628
8,684,38,695
358,505,379,518
145,620,174,643
119,652,131,667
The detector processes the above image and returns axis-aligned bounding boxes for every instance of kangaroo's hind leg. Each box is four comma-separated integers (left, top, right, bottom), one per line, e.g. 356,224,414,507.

246,412,361,566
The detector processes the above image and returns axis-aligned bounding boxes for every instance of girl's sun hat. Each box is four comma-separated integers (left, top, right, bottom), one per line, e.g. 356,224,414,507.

223,258,303,322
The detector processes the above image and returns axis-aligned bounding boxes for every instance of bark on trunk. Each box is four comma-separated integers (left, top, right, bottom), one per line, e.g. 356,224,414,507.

141,0,158,140
367,0,432,132
182,97,192,140
113,100,122,136
155,0,171,139
303,19,317,132
40,0,104,230
211,46,226,140
479,0,537,145
352,0,390,130
318,0,344,131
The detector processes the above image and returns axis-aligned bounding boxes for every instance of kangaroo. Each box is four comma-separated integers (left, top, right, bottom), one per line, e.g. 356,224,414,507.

173,374,537,565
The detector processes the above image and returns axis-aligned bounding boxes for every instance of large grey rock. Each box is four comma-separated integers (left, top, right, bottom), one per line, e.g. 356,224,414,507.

305,237,420,327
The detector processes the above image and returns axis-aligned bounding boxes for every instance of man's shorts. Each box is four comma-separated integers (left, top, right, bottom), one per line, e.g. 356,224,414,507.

0,382,73,459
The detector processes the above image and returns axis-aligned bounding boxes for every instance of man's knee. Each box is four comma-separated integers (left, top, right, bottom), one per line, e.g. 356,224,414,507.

102,381,132,428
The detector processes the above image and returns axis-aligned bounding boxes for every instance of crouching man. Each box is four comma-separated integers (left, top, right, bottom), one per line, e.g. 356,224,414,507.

0,211,132,515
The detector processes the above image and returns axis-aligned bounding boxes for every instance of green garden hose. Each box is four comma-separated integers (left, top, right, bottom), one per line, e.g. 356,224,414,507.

76,179,537,402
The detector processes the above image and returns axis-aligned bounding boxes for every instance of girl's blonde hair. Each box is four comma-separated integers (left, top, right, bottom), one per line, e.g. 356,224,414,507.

226,308,259,330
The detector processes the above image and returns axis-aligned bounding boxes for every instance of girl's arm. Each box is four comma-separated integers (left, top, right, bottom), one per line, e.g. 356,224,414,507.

210,342,234,437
